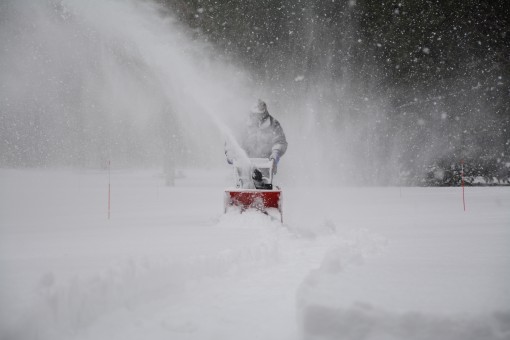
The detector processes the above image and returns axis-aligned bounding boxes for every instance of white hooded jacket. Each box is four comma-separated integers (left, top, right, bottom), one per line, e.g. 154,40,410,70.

225,111,287,163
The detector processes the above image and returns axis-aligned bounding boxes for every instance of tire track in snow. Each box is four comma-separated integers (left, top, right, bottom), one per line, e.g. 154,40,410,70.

3,213,386,340
93,220,388,340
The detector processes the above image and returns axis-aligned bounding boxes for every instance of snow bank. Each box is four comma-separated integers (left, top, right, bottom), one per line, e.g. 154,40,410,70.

299,304,510,340
296,226,510,340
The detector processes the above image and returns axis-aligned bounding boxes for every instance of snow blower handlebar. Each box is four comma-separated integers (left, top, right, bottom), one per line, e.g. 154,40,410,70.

232,158,274,189
225,157,283,222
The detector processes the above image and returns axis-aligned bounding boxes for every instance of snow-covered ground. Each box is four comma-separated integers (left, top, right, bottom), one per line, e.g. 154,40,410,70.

1,168,509,340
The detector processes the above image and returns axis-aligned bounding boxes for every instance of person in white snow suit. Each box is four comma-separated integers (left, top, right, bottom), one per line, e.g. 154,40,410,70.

225,99,287,175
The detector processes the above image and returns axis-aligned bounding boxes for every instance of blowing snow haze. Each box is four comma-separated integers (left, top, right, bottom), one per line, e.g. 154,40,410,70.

1,3,510,339
0,0,509,186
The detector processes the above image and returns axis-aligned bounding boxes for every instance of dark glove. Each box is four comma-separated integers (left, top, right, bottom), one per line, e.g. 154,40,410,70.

252,168,263,181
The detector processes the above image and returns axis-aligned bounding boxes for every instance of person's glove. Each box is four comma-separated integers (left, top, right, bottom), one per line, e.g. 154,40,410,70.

225,150,234,164
271,159,277,175
252,168,263,181
269,153,280,175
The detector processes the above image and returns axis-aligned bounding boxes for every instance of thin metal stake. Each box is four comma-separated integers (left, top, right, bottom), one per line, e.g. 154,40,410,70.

461,160,466,212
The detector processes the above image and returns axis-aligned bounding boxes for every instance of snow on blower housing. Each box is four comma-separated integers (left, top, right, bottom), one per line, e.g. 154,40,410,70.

224,158,283,223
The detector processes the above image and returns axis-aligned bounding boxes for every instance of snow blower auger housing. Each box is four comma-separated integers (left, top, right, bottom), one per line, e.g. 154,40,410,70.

224,158,283,223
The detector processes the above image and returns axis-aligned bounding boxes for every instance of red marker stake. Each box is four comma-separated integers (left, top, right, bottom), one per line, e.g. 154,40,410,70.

461,160,466,212
108,160,111,219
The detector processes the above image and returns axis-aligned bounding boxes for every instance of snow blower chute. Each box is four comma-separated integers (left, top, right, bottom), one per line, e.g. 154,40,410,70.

224,158,283,223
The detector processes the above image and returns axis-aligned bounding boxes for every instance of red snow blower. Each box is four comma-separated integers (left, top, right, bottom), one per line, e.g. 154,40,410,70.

224,158,283,223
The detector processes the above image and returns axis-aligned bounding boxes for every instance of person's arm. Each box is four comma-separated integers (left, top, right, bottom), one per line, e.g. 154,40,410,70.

270,120,287,163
